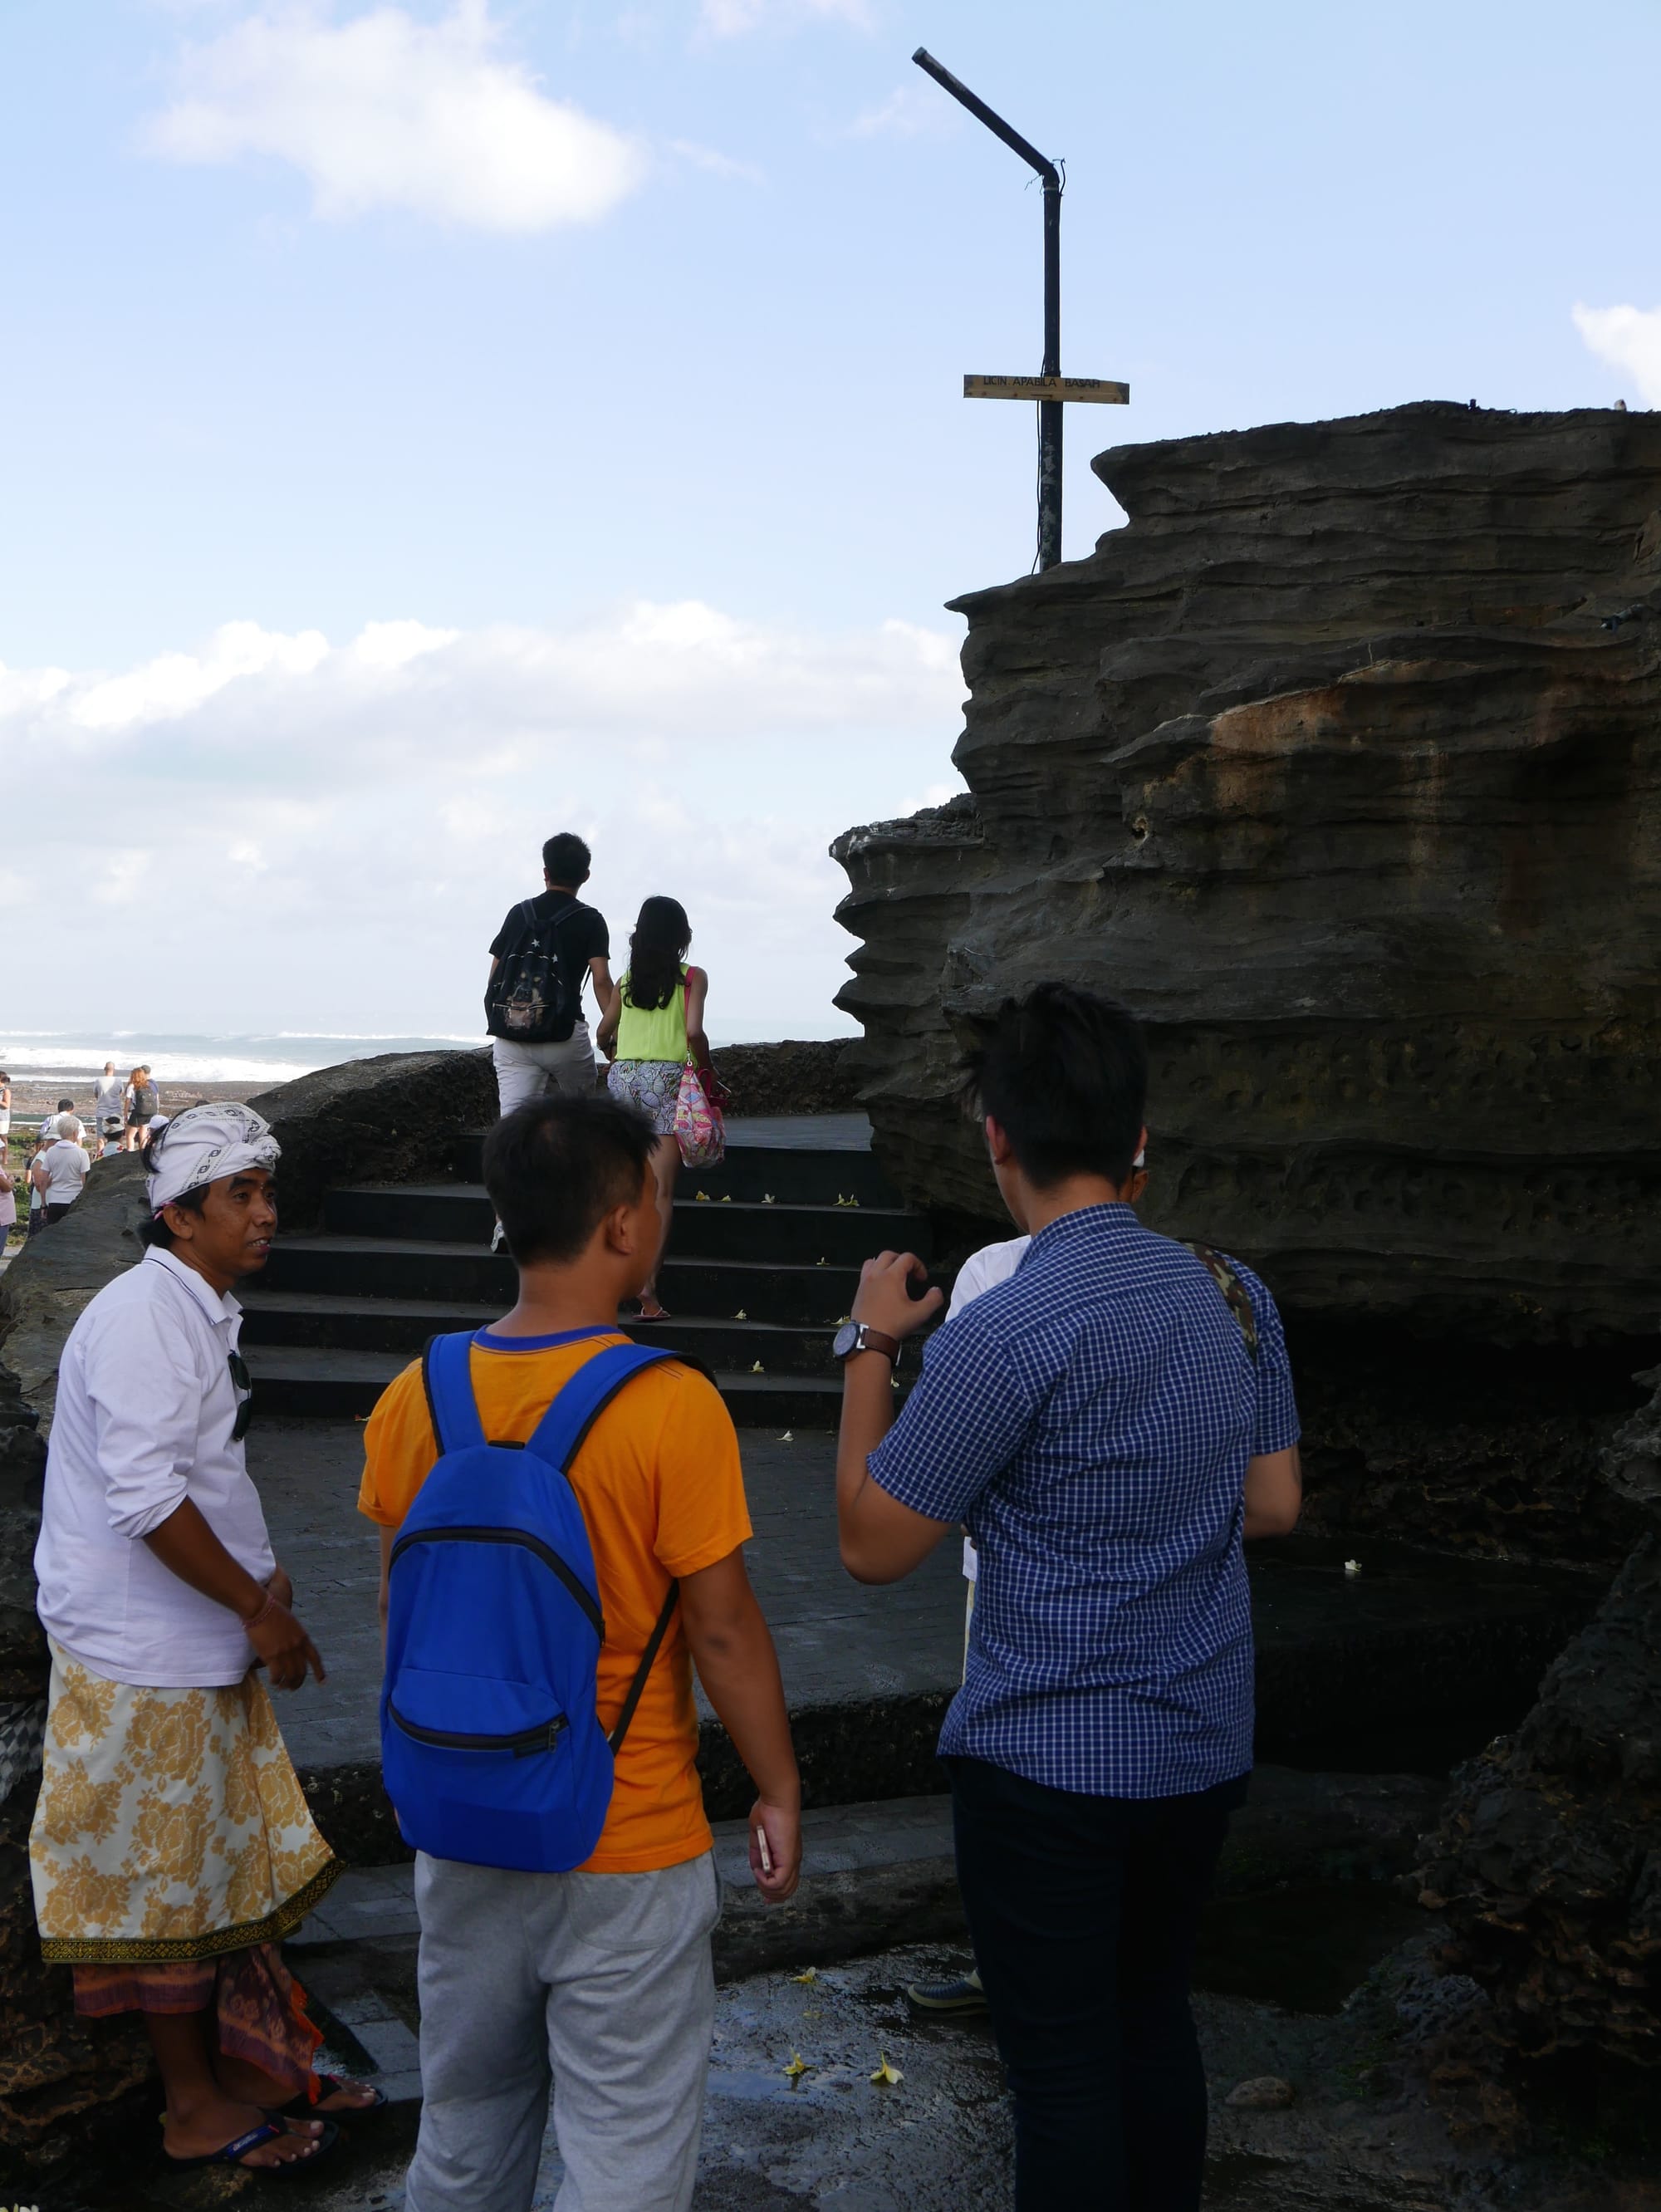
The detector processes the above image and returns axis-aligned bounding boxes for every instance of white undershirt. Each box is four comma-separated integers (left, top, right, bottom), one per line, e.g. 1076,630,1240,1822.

946,1236,1031,1582
34,1247,275,1686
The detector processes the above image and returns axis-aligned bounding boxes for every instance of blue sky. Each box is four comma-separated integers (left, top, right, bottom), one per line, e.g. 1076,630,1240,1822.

2,0,1658,1039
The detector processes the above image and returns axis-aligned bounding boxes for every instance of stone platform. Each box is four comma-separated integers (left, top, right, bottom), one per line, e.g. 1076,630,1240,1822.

252,1419,1604,1863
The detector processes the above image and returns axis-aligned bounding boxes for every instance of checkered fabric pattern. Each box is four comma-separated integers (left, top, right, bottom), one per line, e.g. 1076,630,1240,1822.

870,1204,1301,1798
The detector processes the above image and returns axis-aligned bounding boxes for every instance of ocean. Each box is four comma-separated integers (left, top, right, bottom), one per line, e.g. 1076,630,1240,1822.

0,1032,486,1096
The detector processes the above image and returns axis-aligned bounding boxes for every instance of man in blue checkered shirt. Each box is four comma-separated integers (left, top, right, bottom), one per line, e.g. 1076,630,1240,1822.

832,983,1302,2212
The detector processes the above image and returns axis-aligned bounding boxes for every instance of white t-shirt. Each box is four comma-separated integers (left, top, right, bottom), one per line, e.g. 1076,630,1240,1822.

38,1140,91,1204
947,1236,1031,1582
34,1247,275,1686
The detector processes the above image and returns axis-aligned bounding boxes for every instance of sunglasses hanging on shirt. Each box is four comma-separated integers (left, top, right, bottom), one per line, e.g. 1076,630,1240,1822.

228,1350,254,1443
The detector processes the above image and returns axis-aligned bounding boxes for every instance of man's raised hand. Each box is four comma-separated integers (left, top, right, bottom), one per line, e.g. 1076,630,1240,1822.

850,1250,945,1341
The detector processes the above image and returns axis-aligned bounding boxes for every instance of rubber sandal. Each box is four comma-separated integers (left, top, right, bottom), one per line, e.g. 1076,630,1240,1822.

165,2116,340,2175
272,2072,387,2119
635,1302,672,1322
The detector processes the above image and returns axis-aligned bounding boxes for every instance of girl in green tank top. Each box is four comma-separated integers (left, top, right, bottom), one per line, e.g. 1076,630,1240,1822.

598,896,713,1320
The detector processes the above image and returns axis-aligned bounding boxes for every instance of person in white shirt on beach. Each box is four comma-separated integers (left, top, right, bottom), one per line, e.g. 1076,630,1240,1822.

94,1060,125,1155
29,1103,380,2179
31,1114,91,1226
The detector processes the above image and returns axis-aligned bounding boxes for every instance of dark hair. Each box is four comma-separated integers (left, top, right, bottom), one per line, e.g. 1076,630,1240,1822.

962,983,1148,1189
623,896,692,1014
541,832,591,886
56,1097,74,1112
136,1128,211,1249
483,1094,655,1266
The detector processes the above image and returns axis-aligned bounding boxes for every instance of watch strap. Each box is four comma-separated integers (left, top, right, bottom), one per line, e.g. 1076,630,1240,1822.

841,1323,900,1365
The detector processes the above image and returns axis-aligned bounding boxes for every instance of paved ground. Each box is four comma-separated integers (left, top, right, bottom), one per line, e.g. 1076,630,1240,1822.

261,1930,1560,2212
252,1421,964,1777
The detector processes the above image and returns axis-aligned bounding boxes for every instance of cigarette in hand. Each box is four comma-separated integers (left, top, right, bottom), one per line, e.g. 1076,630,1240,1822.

755,1827,773,1875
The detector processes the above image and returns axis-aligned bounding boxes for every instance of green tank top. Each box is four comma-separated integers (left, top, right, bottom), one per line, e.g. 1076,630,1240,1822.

616,968,688,1062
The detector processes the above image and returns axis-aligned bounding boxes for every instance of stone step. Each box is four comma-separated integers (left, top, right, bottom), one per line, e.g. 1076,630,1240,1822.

286,1768,1449,2033
321,1182,928,1264
451,1125,897,1205
238,1290,855,1376
244,1342,848,1425
260,1236,870,1326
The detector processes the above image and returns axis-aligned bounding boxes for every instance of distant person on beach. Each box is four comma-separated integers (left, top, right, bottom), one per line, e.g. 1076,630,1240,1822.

833,984,1302,2212
32,1114,91,1226
29,1102,375,2178
26,1132,48,1238
596,896,712,1323
359,1092,800,2212
95,1060,125,1155
484,833,613,1118
125,1064,159,1150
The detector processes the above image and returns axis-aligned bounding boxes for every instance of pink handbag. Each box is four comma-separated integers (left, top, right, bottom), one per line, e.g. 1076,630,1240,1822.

673,1060,726,1170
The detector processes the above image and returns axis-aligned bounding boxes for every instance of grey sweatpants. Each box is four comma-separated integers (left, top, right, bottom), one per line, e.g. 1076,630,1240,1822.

404,1849,722,2212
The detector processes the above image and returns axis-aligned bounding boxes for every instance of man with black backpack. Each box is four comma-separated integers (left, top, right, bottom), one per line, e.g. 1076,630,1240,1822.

486,832,613,1117
360,1093,801,2212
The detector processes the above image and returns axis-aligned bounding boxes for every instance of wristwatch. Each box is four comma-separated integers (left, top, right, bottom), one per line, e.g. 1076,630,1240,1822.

832,1321,901,1367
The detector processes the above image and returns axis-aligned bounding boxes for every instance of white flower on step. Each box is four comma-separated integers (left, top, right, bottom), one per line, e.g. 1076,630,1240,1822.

870,2053,904,2086
694,1190,711,1203
1344,1558,1362,1577
762,1193,776,1204
734,1309,747,1320
817,1257,827,1266
752,1361,765,1374
779,1430,794,1443
721,1194,733,1204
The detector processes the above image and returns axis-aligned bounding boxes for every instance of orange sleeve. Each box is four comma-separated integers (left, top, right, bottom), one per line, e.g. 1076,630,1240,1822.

652,1366,752,1578
357,1361,439,1528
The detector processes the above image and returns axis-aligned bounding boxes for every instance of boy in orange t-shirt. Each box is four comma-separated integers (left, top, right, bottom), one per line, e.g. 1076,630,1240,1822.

360,1094,800,2212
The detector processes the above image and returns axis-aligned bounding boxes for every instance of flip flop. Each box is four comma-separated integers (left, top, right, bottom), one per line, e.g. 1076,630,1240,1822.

272,2072,387,2120
635,1302,672,1322
166,2116,340,2175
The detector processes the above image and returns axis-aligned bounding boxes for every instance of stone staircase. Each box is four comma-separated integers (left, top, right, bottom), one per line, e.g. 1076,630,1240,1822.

241,1113,927,1425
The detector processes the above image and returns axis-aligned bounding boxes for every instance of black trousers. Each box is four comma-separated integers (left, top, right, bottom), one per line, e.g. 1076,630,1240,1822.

948,1756,1245,2212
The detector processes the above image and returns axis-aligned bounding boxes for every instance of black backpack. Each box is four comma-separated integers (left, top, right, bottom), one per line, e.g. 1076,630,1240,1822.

133,1081,159,1117
485,900,581,1045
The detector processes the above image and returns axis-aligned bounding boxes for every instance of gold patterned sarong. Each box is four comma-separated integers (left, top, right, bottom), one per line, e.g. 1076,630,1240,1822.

29,1640,339,1964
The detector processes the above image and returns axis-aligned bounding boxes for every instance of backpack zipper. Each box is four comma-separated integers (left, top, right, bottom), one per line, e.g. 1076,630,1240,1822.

389,1523,604,1641
389,1702,570,1758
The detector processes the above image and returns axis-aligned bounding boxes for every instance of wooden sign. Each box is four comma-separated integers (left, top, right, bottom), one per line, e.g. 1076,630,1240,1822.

964,374,1129,404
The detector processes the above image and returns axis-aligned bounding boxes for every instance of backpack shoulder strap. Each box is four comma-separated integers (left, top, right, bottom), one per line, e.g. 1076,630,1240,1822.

522,1341,684,1470
1182,1243,1259,1365
521,1342,717,1758
421,1332,488,1454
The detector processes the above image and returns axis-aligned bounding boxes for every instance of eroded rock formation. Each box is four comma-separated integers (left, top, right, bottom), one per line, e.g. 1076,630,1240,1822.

836,402,1661,1338
1414,1374,1661,2069
834,401,1661,1562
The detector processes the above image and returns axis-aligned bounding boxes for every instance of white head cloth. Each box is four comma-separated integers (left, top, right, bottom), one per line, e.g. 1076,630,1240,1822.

145,1102,281,1216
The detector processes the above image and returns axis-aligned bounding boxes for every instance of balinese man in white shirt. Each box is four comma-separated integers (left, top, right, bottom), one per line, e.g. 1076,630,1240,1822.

29,1103,380,2178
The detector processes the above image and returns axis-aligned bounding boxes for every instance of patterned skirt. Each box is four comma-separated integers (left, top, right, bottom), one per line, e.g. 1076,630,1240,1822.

29,1640,338,1967
608,1058,684,1138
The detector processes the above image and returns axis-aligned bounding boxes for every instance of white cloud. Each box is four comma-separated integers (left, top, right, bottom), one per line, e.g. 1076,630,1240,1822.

844,84,946,140
668,139,764,186
0,601,965,1037
698,0,870,37
1572,302,1661,406
145,2,646,233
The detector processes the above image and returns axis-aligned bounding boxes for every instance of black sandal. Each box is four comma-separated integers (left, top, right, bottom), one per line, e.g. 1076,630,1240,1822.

272,2072,387,2120
166,2116,340,2175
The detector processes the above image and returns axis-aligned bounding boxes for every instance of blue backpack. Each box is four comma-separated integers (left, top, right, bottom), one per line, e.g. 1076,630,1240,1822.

380,1332,685,1873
